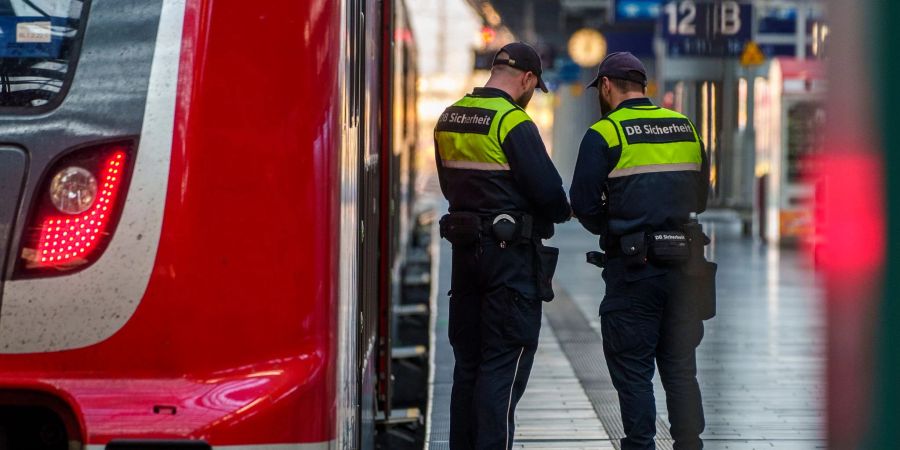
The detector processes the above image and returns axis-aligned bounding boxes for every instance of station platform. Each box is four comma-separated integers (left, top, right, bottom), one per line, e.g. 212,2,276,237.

424,213,825,450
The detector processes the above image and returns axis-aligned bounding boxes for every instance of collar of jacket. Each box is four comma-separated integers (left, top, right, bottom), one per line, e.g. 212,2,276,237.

611,97,654,112
471,87,516,104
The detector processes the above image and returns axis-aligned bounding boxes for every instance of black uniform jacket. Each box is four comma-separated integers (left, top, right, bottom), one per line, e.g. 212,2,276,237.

570,97,710,244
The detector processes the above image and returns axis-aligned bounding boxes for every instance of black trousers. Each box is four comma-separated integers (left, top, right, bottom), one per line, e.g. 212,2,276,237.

448,240,542,450
600,260,705,450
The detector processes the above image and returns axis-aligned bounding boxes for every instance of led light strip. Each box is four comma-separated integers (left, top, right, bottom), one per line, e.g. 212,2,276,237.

35,151,127,267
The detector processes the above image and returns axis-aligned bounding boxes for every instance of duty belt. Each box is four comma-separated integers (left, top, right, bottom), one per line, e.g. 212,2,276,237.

439,211,538,248
603,229,693,265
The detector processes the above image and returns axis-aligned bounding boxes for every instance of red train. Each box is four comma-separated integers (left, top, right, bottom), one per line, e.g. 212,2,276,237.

0,0,425,448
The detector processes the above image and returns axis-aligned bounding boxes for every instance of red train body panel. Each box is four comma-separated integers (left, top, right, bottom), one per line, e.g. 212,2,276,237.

0,0,419,448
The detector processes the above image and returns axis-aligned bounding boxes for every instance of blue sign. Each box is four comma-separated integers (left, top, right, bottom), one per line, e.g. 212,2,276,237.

0,16,66,58
605,30,654,57
757,7,797,34
660,0,752,57
616,0,663,22
554,58,581,84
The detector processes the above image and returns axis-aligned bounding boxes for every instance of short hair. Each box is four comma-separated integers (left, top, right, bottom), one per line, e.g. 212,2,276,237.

491,62,521,77
610,77,646,94
491,51,522,76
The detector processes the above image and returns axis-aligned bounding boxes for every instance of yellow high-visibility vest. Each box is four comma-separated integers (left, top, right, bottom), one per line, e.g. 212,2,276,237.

435,95,532,171
590,105,702,178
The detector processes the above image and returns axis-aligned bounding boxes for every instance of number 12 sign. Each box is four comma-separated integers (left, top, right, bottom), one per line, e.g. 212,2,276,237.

661,0,752,57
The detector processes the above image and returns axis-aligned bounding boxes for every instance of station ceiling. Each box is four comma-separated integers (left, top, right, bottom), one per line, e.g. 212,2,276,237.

467,0,616,49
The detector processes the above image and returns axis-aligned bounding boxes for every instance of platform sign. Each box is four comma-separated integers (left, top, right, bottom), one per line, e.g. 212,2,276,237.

660,0,752,57
0,16,65,58
616,0,663,22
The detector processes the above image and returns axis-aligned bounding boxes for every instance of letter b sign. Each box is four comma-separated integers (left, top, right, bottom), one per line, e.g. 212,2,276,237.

720,1,741,36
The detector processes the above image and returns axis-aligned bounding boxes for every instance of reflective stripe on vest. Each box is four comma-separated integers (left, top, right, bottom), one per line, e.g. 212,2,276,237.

434,95,531,171
590,105,702,179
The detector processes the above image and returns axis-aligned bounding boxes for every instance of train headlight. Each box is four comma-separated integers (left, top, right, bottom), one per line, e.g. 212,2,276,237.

49,166,98,214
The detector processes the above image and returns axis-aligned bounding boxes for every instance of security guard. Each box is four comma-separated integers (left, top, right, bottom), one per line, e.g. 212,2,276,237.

435,42,571,450
570,52,712,450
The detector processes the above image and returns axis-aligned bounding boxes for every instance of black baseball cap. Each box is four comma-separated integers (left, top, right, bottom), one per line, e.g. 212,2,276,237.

493,42,548,93
587,52,648,88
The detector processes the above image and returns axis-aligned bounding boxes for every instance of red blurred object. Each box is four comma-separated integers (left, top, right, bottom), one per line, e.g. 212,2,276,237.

35,152,126,267
777,57,826,83
815,150,885,448
395,27,413,43
481,26,496,45
814,152,885,278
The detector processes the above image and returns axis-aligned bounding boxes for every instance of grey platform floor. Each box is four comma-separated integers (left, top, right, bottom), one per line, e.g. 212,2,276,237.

425,215,825,450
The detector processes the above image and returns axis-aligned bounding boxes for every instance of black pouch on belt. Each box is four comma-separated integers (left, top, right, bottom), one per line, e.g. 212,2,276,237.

681,261,717,320
620,231,648,270
439,213,482,247
535,243,559,302
648,231,690,265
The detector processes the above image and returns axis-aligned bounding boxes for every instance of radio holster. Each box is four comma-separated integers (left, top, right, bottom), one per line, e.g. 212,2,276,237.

682,216,716,320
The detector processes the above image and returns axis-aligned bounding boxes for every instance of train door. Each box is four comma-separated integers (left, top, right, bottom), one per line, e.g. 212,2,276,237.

342,2,424,448
357,0,383,447
339,0,366,447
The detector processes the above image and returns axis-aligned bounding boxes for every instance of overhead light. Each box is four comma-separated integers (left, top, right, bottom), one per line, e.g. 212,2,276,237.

568,28,607,68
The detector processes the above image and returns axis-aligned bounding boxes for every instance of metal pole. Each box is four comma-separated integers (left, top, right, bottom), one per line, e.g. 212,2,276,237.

524,0,536,43
438,0,446,67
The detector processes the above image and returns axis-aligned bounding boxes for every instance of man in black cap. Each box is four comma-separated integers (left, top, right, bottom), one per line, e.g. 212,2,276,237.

434,42,570,449
570,52,712,449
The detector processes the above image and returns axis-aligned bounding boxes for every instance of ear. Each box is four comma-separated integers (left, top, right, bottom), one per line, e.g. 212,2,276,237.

522,72,532,89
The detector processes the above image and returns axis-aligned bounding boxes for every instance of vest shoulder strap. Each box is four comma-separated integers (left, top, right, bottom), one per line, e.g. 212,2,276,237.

497,108,531,144
589,119,620,148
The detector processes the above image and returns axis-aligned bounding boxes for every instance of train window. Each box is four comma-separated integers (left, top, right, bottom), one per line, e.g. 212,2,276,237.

357,6,365,128
346,0,365,128
0,0,87,111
